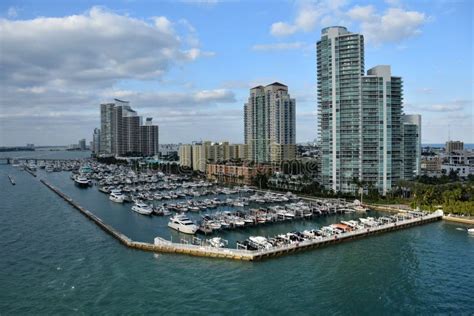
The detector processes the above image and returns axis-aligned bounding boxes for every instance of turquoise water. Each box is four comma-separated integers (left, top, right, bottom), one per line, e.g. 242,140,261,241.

0,151,473,314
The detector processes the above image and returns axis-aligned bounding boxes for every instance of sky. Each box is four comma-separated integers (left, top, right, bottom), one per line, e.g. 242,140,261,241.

0,0,472,146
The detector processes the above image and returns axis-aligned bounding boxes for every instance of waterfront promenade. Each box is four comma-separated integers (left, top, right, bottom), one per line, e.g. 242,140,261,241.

40,179,444,261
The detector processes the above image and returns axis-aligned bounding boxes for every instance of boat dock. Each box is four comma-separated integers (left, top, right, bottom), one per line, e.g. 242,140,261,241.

40,179,443,262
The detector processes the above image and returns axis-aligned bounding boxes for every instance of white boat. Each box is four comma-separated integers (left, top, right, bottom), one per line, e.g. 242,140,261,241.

131,201,153,215
109,190,125,203
208,237,227,248
74,175,91,188
168,214,198,234
353,205,368,212
468,228,474,235
249,236,272,249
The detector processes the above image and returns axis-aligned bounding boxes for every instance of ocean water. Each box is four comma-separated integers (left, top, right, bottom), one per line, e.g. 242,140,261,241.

0,151,473,314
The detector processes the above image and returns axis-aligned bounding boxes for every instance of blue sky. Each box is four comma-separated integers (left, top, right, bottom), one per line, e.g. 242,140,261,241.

0,0,472,146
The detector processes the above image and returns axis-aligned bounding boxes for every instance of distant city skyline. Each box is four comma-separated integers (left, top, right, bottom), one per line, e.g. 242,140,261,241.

0,0,472,146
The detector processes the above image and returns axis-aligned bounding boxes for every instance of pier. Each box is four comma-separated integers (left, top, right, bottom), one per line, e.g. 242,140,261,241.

40,179,443,262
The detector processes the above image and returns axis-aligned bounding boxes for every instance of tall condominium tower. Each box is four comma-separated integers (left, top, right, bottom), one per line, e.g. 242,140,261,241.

317,26,420,194
244,82,296,163
361,66,403,194
140,118,159,157
100,103,114,155
402,114,421,178
99,99,159,157
92,128,101,154
317,26,364,193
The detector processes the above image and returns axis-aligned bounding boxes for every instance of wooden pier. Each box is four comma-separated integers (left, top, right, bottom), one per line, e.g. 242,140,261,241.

40,180,443,262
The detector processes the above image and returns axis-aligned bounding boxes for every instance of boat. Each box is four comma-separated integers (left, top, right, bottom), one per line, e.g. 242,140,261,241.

468,228,474,235
168,214,199,234
109,190,125,203
353,205,368,212
74,175,91,188
248,236,273,249
208,237,227,248
131,201,153,215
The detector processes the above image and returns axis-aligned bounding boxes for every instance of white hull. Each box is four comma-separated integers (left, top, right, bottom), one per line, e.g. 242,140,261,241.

132,206,153,215
168,222,198,234
109,195,124,203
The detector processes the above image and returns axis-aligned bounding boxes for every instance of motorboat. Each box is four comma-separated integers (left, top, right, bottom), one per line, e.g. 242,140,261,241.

131,201,153,216
74,175,91,188
248,236,272,249
109,190,125,203
168,214,199,234
468,228,474,235
208,237,227,248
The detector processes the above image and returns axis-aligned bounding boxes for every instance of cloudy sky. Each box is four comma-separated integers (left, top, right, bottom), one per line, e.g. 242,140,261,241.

0,0,472,146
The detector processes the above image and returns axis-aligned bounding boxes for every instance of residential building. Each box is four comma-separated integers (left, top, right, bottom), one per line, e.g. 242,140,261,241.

78,139,86,151
244,82,296,163
207,163,277,186
446,140,464,153
360,66,403,194
402,115,422,178
179,141,248,172
99,99,159,157
100,103,115,155
178,144,193,168
192,143,206,172
92,128,101,154
317,26,420,194
441,164,474,178
318,26,364,193
140,118,159,157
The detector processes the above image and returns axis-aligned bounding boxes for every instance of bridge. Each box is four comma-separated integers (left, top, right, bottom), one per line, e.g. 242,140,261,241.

0,157,89,165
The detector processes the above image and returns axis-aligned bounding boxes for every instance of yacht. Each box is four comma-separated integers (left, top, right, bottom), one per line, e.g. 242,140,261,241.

74,175,91,188
208,237,227,248
109,190,125,203
131,201,153,216
248,236,273,249
168,214,199,234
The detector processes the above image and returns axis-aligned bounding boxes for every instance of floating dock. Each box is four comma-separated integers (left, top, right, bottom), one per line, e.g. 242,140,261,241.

40,180,443,262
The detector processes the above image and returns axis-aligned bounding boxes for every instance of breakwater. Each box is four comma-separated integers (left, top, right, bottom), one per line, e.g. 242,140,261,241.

40,180,443,261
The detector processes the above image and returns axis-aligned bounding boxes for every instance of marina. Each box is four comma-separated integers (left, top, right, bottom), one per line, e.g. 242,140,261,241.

40,178,444,261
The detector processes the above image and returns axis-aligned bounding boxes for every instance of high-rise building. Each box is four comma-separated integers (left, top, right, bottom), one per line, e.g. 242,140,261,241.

317,26,364,193
140,118,159,157
244,82,296,163
361,65,403,194
99,99,159,157
180,141,248,172
446,140,464,153
192,143,206,172
317,26,420,194
92,128,101,154
179,144,193,168
100,103,114,155
78,139,86,151
402,115,422,178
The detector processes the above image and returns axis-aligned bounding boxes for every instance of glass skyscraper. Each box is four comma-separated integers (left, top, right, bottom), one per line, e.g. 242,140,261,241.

317,26,420,194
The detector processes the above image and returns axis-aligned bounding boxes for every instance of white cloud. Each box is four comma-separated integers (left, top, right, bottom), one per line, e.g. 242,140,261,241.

0,7,223,145
270,0,347,37
351,8,427,44
347,5,375,21
417,100,471,112
7,7,18,18
252,42,307,51
153,16,174,34
0,6,213,89
269,1,427,45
